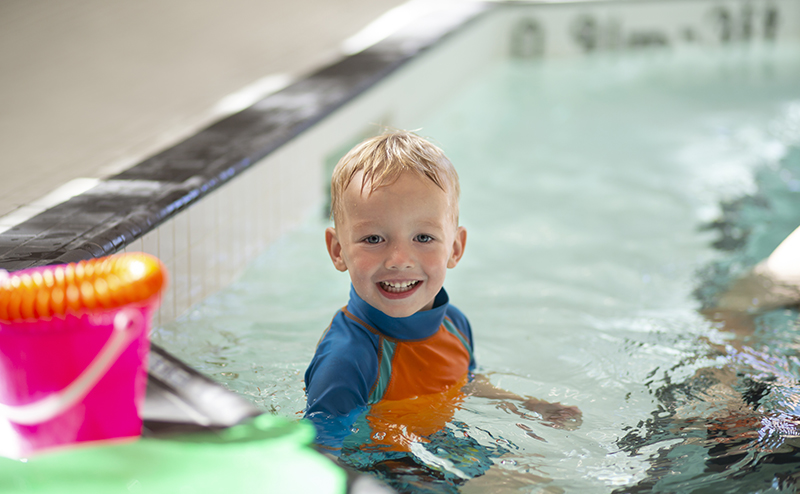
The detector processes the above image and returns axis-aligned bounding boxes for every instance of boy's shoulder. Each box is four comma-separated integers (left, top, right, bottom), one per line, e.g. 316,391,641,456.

445,302,471,328
443,302,473,348
445,302,469,321
316,308,381,353
305,308,383,410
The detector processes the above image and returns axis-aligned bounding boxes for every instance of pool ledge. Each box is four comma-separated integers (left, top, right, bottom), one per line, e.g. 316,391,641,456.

0,1,491,273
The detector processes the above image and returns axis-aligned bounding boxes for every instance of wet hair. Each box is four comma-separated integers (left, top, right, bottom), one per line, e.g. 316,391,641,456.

330,131,460,226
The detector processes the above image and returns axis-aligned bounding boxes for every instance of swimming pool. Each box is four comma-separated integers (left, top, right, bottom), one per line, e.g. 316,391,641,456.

152,11,800,493
2,0,799,491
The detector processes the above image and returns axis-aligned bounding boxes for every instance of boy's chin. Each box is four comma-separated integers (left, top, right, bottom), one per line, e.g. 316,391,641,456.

373,294,437,318
378,305,423,318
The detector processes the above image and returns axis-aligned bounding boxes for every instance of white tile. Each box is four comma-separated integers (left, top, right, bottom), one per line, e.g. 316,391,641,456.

154,302,162,329
260,156,277,247
141,230,159,259
281,143,305,228
174,250,190,317
126,237,143,254
206,263,220,299
217,187,235,287
189,199,205,246
158,260,176,325
250,164,264,252
158,220,175,266
158,284,175,326
231,179,246,272
205,190,219,241
189,240,205,306
239,173,252,263
244,180,258,264
218,259,234,290
260,160,276,249
174,210,189,256
203,235,220,298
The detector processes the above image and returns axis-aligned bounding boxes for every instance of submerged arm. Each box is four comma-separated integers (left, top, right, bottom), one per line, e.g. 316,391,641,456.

462,373,582,430
703,225,800,335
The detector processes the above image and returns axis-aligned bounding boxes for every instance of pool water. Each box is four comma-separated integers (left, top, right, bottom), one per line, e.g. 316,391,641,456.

153,43,800,492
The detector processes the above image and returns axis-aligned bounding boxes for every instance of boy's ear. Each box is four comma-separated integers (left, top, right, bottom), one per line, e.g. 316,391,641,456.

447,226,467,269
325,227,348,272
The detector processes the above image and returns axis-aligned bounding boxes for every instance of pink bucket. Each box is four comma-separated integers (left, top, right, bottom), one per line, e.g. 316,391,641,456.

0,253,164,458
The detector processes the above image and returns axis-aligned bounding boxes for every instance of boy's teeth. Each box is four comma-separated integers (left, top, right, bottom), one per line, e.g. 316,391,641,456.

380,280,419,293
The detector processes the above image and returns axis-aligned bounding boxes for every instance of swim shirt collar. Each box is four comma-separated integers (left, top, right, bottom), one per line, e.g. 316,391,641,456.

347,284,449,341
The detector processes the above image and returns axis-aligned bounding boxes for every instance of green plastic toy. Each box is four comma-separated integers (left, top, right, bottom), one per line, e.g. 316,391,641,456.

0,414,346,494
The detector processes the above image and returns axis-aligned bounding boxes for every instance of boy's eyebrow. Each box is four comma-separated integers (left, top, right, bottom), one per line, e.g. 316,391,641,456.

416,219,448,229
347,220,381,232
349,218,448,231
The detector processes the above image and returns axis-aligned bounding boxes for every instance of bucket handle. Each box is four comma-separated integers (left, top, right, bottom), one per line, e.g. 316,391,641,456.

0,309,143,425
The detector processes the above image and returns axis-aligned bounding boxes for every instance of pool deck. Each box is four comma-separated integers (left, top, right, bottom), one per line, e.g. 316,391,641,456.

0,0,406,225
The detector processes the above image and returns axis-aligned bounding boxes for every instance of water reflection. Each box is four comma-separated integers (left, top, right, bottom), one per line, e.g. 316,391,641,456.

616,147,800,492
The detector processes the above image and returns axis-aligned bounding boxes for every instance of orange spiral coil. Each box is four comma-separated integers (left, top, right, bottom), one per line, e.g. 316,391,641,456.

0,253,166,322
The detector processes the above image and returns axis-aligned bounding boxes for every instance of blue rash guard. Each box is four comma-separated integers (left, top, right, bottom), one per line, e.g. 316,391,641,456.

303,285,475,452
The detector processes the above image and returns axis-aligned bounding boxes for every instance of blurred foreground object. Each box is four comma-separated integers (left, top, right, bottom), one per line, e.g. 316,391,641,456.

0,414,355,494
0,253,165,458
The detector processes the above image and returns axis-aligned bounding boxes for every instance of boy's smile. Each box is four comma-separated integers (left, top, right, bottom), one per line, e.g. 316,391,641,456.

326,172,466,318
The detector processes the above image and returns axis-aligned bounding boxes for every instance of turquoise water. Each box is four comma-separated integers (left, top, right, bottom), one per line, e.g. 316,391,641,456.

154,43,800,492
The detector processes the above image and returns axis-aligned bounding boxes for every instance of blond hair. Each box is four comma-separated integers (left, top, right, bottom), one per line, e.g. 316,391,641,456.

330,131,460,225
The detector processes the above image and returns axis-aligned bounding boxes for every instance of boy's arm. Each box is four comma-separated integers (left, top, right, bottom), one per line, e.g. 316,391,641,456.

462,373,582,430
448,306,581,429
304,327,377,454
305,368,369,456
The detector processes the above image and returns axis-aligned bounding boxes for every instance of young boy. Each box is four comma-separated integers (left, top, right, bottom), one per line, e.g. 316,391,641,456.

304,132,580,481
304,131,470,451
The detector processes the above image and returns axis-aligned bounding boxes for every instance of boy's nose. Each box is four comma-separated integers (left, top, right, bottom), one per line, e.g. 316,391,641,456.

385,244,414,270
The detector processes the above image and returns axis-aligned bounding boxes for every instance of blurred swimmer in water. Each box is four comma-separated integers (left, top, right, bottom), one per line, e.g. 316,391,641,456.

617,225,800,492
704,225,800,334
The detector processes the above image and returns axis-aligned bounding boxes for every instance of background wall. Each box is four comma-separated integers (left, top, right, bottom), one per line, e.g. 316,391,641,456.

0,0,405,219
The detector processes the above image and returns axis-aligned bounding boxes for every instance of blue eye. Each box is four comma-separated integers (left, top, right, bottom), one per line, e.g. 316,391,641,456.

416,234,434,243
364,235,383,244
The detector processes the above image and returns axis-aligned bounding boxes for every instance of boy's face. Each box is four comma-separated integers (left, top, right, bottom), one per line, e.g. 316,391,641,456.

326,172,467,318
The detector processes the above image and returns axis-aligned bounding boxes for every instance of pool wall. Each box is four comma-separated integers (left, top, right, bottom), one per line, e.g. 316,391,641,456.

1,0,798,327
